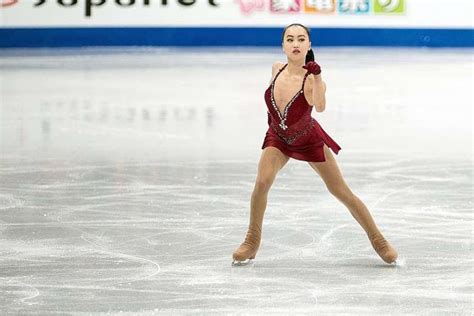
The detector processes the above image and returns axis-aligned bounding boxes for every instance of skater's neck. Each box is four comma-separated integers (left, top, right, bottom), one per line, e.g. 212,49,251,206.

285,60,306,77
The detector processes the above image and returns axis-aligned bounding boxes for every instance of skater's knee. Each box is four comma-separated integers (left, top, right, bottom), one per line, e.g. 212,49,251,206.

254,177,273,194
327,184,353,203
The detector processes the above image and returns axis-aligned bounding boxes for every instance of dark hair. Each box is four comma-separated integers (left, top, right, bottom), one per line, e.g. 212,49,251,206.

282,23,314,63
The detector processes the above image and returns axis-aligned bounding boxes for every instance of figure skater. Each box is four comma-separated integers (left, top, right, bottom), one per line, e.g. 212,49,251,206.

232,23,398,266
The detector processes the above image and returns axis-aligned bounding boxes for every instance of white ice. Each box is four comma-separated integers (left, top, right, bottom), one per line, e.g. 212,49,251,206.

0,47,472,314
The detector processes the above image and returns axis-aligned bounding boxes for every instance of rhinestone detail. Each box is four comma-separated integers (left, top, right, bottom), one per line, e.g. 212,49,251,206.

270,84,302,131
270,64,309,131
270,118,315,145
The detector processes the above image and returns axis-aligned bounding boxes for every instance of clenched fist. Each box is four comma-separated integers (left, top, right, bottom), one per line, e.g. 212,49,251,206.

302,61,321,76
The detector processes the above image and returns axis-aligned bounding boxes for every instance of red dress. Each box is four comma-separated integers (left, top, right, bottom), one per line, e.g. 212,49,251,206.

261,63,342,162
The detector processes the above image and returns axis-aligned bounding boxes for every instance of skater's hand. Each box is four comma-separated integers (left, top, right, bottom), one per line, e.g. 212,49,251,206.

302,61,321,76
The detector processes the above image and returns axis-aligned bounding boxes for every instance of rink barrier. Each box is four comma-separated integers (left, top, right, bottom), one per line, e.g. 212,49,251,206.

0,27,472,48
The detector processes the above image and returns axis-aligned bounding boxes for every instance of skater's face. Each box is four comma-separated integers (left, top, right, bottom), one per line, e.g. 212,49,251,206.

282,25,311,61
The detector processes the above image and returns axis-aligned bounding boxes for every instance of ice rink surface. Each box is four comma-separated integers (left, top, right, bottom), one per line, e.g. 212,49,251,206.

0,47,472,314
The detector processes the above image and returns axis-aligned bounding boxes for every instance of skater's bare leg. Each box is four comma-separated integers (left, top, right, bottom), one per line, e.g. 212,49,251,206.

232,146,290,264
307,144,398,263
308,145,379,235
250,146,289,231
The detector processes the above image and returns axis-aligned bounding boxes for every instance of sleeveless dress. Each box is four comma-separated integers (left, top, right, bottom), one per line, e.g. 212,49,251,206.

261,63,342,162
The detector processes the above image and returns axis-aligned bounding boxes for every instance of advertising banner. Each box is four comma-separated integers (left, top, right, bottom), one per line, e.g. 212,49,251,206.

1,0,472,28
1,1,472,47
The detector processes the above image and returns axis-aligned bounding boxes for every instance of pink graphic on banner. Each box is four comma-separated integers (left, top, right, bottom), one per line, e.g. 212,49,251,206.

270,0,301,13
234,0,266,15
1,0,18,7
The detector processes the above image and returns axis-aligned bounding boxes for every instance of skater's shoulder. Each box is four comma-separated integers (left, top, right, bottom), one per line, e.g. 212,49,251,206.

268,61,286,86
272,61,285,72
271,61,286,79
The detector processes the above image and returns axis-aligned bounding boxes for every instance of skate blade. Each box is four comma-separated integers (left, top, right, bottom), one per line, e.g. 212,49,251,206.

231,258,254,266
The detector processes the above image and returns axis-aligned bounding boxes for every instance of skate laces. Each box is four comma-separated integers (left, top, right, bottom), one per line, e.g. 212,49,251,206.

370,233,388,253
241,226,261,248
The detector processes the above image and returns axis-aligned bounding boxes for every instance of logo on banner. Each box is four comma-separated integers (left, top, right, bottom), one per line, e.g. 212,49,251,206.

374,0,404,14
2,0,219,17
1,0,18,7
270,0,301,13
235,0,404,15
234,0,265,15
337,0,370,14
1,0,406,17
304,0,336,13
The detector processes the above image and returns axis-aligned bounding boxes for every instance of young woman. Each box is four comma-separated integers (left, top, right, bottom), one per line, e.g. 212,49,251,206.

232,23,398,266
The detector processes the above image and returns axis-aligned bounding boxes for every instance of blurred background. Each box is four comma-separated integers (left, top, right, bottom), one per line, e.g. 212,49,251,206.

0,1,473,314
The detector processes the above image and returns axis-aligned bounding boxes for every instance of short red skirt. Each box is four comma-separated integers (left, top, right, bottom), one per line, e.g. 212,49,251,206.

261,118,341,162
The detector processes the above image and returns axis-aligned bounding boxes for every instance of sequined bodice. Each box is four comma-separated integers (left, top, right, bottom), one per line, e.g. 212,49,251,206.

264,63,315,145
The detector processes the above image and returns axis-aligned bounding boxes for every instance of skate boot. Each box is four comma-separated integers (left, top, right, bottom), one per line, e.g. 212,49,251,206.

368,232,398,264
232,225,261,266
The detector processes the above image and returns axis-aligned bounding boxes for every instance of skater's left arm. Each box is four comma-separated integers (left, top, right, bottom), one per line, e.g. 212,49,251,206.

311,74,326,112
